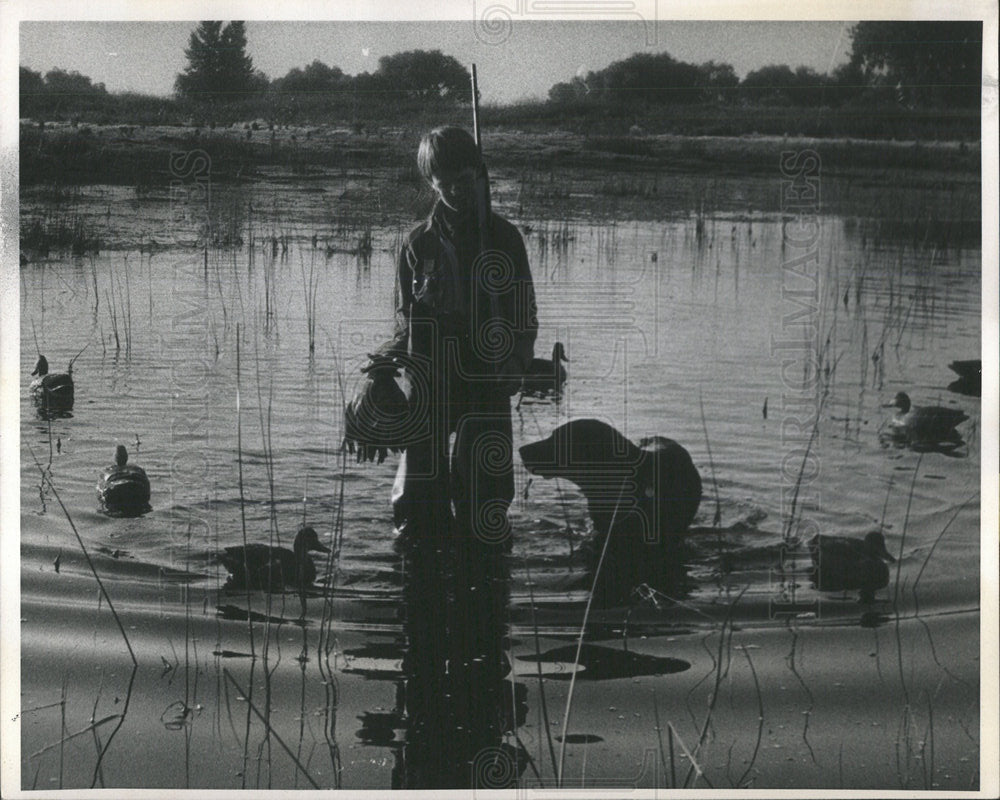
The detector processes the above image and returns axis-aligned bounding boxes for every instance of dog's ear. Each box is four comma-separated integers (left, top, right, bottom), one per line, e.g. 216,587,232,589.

569,419,640,466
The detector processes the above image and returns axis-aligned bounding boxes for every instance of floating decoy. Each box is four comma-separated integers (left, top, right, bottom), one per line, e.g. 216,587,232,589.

219,526,330,592
520,342,568,397
947,359,981,397
883,391,968,442
97,445,151,516
29,354,74,410
808,530,896,603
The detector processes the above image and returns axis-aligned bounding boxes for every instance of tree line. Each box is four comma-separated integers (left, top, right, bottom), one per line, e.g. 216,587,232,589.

19,20,981,122
19,22,471,121
173,21,470,103
549,22,981,108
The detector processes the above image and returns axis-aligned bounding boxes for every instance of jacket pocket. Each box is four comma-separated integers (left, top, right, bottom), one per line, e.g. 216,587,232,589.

413,258,450,311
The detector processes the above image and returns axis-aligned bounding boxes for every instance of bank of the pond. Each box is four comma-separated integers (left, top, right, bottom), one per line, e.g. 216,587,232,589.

20,120,980,191
19,123,982,258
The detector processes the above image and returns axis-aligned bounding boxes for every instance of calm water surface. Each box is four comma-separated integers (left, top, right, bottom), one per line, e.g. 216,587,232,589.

18,178,982,789
20,199,981,612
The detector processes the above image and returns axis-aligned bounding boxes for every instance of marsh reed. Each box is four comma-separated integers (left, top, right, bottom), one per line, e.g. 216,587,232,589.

25,441,142,787
522,557,559,782
555,478,629,786
300,251,319,354
234,323,256,655
223,670,321,788
26,443,137,665
102,260,133,354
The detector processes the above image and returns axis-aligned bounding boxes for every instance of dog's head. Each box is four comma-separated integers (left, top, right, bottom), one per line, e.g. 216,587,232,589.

522,419,701,540
519,418,641,487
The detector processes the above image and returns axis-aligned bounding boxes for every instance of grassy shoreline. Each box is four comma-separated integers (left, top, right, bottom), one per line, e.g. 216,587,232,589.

21,119,980,187
19,120,982,258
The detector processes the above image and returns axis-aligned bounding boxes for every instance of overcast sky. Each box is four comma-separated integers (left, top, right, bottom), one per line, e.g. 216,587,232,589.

19,20,854,104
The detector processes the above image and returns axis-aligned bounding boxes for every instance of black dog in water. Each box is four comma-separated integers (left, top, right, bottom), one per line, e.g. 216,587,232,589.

519,418,702,604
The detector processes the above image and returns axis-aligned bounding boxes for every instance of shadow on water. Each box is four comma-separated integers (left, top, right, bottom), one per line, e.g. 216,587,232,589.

519,643,688,681
34,404,74,421
947,377,981,397
214,603,308,628
879,429,969,458
348,519,702,787
351,525,530,789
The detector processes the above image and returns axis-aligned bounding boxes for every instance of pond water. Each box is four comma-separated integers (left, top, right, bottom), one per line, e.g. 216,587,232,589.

17,171,983,790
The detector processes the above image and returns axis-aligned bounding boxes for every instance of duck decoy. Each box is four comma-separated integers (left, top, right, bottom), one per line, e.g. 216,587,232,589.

343,354,411,464
219,526,330,592
520,342,568,397
947,359,981,397
883,391,968,442
29,354,74,410
97,445,151,516
808,531,896,603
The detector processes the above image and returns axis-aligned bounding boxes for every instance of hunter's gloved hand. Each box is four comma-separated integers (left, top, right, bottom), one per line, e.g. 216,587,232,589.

343,354,409,464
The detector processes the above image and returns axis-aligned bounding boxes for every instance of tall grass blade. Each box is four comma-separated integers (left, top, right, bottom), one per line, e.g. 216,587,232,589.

523,557,558,782
735,644,764,787
667,722,706,787
698,392,722,528
223,670,321,788
556,480,628,786
27,443,137,665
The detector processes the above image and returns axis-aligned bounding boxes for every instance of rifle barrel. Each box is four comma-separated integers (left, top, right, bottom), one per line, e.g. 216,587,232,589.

471,64,482,150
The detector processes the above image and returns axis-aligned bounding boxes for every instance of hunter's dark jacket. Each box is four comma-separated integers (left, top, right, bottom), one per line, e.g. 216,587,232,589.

380,202,538,380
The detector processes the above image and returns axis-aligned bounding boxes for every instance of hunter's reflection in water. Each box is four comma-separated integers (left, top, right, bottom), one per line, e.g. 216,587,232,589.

354,527,528,789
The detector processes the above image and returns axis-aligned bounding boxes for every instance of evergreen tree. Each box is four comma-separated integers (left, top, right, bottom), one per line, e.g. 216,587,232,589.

175,21,260,101
218,22,254,94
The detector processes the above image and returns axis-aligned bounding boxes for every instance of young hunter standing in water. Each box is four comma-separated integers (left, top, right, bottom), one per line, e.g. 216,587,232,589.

381,125,538,554
343,124,537,774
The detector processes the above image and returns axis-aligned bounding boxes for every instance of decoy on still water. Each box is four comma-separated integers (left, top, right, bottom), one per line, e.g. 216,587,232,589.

808,531,896,603
29,355,74,410
219,526,330,592
97,445,151,516
883,391,968,442
520,342,568,397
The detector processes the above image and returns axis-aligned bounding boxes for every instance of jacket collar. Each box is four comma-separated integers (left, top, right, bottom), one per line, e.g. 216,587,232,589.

427,200,475,239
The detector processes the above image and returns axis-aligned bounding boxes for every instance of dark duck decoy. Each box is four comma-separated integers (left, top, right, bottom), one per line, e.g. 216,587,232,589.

97,445,151,516
29,355,74,411
520,342,568,397
808,530,896,603
883,391,968,443
342,354,411,464
947,359,981,397
219,526,330,592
